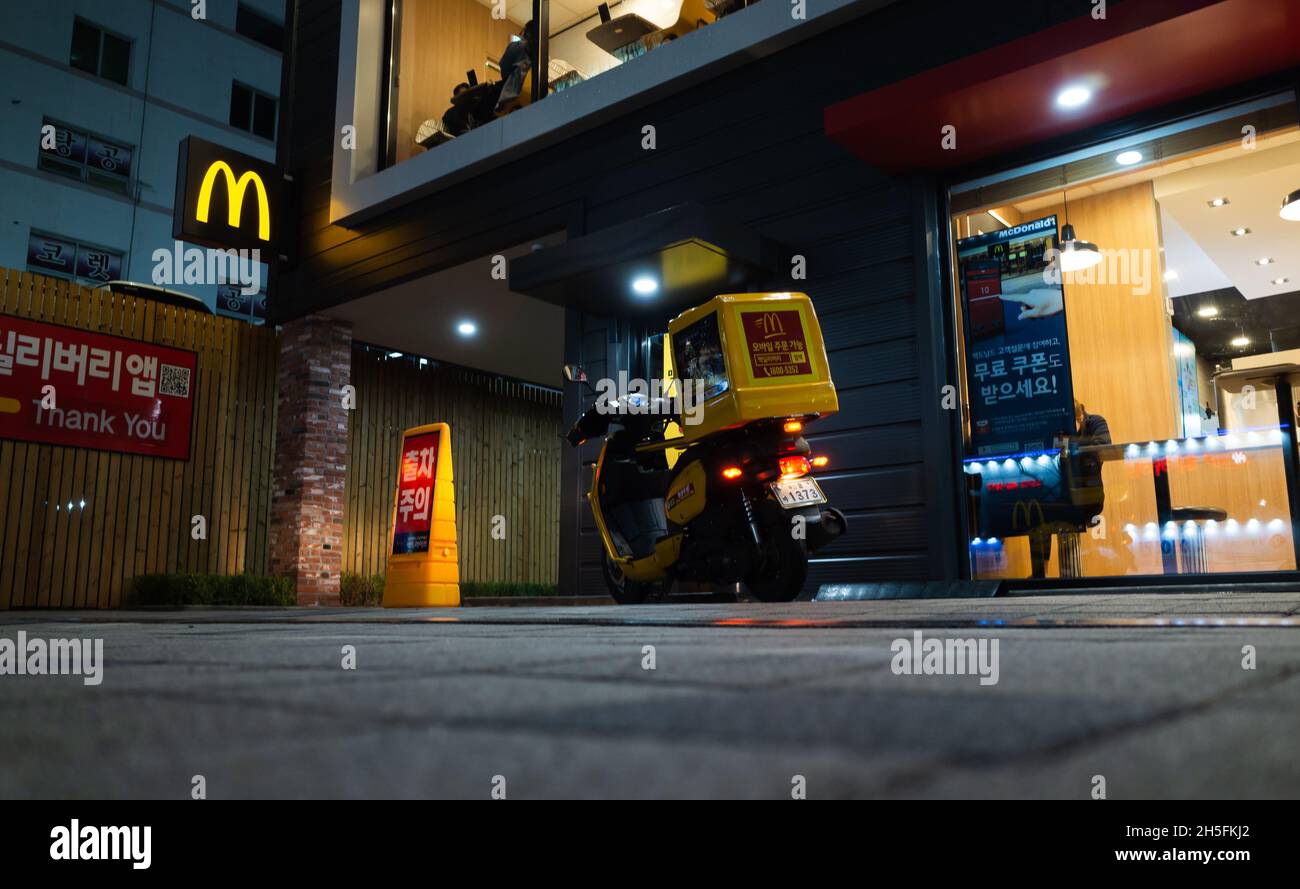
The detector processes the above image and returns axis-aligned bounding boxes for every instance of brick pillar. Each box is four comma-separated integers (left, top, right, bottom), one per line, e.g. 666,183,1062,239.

269,314,351,605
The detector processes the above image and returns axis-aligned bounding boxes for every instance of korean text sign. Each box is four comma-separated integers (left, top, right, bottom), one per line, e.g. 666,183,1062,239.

738,308,813,380
0,315,197,460
956,215,1076,456
392,430,440,555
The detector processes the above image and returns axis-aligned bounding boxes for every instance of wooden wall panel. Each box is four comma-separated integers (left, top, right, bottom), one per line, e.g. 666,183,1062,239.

0,269,280,609
342,347,562,583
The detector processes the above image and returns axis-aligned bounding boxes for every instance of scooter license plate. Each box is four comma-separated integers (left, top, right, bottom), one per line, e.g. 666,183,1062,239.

771,477,826,509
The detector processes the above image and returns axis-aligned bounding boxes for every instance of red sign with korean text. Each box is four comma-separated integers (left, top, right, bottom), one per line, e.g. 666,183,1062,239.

0,315,197,460
392,430,439,555
739,309,813,380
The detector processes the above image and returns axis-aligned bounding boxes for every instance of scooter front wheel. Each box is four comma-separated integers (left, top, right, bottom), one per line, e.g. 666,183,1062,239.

602,552,658,605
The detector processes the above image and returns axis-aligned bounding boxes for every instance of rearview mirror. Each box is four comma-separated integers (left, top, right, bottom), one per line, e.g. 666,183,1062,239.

563,364,587,382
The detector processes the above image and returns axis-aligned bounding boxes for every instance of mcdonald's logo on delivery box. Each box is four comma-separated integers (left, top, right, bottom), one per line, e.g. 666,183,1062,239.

173,136,277,253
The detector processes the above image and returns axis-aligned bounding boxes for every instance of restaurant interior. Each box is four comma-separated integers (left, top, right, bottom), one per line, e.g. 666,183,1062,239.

951,95,1300,580
386,0,755,165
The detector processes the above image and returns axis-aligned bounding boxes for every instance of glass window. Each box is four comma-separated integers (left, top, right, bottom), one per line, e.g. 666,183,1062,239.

673,311,728,401
26,231,124,287
100,32,131,86
230,82,276,139
37,120,133,196
949,95,1300,581
236,3,285,52
388,0,759,168
69,19,130,86
69,20,100,75
253,91,278,140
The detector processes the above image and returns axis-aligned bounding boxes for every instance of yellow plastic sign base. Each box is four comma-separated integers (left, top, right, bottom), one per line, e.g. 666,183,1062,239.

382,422,461,608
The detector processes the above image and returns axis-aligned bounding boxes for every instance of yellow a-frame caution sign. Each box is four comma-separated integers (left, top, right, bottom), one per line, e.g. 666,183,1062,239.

383,423,460,607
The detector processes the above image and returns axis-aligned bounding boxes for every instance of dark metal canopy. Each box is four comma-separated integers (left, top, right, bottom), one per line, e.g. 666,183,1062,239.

508,204,786,322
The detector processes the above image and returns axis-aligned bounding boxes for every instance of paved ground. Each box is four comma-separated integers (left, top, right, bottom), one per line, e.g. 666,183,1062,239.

3,591,1300,799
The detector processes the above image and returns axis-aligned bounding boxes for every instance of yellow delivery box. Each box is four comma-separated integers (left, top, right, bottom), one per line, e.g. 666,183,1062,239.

667,292,838,446
382,422,460,607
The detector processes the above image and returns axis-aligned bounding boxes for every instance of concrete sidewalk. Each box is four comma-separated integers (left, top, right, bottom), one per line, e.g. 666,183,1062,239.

3,591,1299,798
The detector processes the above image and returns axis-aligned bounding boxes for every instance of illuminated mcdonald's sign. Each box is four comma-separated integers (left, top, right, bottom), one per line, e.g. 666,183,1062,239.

173,136,278,253
195,162,271,242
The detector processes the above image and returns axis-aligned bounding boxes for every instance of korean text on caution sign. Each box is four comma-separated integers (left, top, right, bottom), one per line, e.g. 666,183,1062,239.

392,430,439,555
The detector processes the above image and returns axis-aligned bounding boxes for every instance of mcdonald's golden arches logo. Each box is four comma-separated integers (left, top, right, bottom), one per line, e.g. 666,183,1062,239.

173,136,277,253
195,161,270,242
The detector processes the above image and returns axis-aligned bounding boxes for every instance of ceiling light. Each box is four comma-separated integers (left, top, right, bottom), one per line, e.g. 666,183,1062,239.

1281,188,1300,221
1255,257,1274,266
1231,335,1251,348
1196,305,1219,318
1271,277,1290,286
1115,150,1143,166
1058,223,1102,272
387,351,403,359
631,276,658,296
1163,269,1178,281
1207,197,1230,208
1230,227,1251,237
456,321,477,337
1055,85,1092,109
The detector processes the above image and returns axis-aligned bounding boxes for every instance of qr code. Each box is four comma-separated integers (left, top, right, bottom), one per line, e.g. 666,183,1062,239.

159,363,191,398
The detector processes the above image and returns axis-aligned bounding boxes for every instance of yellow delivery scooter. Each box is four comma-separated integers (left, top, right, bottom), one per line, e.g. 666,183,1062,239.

564,292,847,603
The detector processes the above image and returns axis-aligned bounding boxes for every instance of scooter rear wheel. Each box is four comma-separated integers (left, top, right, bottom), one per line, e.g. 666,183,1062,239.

745,501,809,603
602,552,657,605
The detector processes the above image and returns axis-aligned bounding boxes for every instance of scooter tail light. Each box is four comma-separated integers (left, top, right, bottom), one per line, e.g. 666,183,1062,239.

721,466,743,480
783,419,803,433
778,456,811,478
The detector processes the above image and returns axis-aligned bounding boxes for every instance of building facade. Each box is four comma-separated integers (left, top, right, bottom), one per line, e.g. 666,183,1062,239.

274,0,1300,596
0,0,285,319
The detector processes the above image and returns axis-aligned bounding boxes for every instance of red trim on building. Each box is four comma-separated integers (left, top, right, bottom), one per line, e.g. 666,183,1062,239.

824,0,1300,174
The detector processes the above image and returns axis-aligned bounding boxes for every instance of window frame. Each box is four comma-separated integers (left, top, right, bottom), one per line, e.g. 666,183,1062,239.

69,17,132,87
36,118,135,196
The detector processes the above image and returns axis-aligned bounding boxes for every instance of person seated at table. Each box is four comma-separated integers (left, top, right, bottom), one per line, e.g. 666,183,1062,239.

496,20,537,113
1025,399,1112,577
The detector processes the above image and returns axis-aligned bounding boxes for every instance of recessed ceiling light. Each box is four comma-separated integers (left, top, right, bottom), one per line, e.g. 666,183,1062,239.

1207,197,1230,208
457,321,477,337
1231,335,1251,348
1116,150,1143,166
1197,305,1219,318
1271,277,1290,286
631,276,659,296
1256,257,1274,266
1055,85,1092,109
1230,227,1251,237
1163,269,1179,281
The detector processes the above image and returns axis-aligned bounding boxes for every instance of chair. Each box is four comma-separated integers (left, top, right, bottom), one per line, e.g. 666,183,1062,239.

1170,506,1229,573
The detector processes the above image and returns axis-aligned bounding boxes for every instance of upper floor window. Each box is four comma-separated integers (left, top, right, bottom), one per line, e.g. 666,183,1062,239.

37,119,134,196
70,18,131,86
26,231,124,287
388,0,754,168
236,3,285,52
230,82,278,140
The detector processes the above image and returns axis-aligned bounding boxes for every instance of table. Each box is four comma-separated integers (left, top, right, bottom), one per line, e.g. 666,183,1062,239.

586,14,658,54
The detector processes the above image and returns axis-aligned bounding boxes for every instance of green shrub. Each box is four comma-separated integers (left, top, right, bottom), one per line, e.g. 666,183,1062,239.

461,581,557,598
336,574,557,603
127,573,296,607
340,572,386,607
